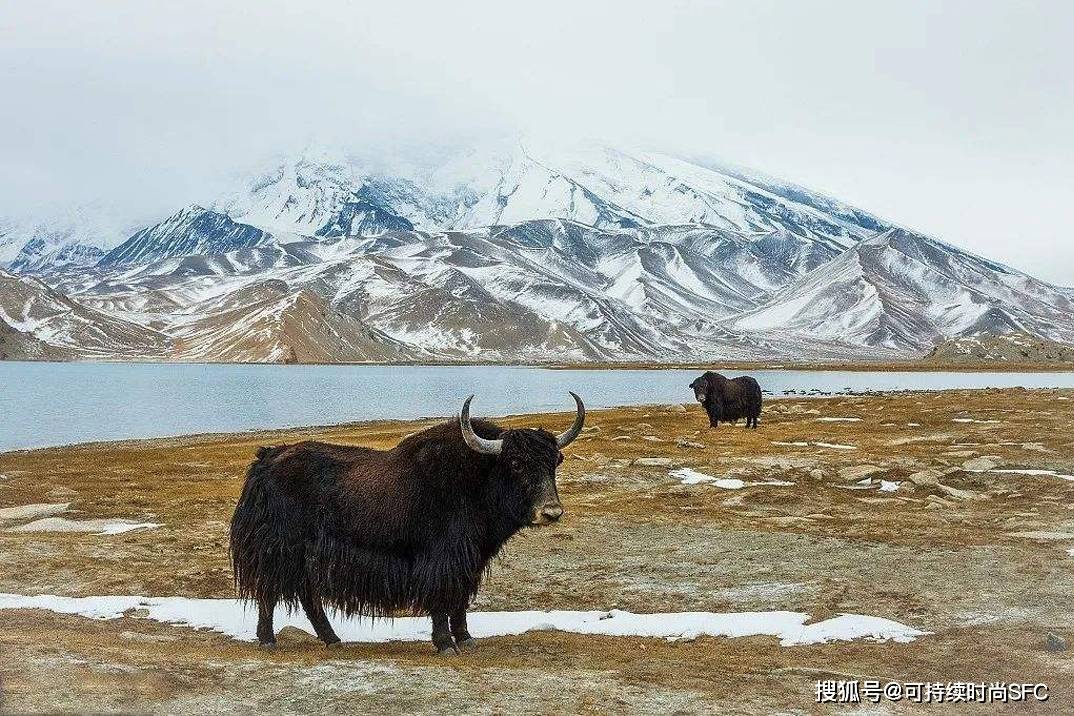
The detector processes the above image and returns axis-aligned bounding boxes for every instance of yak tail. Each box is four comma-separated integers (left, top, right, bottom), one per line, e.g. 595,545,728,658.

229,446,305,608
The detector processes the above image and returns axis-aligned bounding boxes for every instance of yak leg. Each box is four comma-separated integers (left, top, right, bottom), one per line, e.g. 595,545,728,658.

299,591,341,647
257,596,277,648
431,611,458,655
450,606,476,650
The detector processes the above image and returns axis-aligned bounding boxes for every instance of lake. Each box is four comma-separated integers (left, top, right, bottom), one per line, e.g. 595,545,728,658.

2,362,1073,452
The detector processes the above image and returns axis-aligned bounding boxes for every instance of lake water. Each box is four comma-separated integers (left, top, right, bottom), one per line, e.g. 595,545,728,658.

2,362,1073,452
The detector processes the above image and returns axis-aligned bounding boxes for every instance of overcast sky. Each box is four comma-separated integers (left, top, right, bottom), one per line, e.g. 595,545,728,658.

2,0,1071,283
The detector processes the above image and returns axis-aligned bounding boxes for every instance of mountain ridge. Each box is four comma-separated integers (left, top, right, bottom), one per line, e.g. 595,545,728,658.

1,142,1070,363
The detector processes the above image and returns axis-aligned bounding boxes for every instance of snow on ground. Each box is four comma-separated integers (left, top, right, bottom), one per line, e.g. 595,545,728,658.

5,518,162,535
670,468,794,489
771,440,857,450
952,418,1001,424
0,594,928,647
879,480,901,492
813,442,858,451
816,417,862,422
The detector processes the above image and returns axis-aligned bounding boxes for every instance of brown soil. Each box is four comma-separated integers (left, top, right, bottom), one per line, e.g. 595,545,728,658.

2,389,1073,713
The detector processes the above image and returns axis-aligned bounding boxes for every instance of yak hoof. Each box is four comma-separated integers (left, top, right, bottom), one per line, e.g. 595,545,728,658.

437,645,460,656
456,637,478,651
325,639,343,649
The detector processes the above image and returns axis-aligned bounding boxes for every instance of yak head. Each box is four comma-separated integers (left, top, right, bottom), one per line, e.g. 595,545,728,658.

690,372,725,419
459,393,584,527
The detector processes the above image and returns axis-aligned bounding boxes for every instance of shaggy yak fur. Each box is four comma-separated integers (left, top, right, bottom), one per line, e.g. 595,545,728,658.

229,415,573,654
690,371,763,428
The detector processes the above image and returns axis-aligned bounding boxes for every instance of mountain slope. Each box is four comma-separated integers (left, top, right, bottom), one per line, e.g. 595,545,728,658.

3,142,1071,363
734,229,1074,351
0,269,171,357
99,206,271,268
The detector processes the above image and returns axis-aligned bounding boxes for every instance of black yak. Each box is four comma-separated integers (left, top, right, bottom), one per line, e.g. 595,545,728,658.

229,393,584,655
690,371,762,428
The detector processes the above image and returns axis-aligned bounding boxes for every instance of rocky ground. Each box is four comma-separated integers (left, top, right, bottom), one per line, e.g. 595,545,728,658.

1,389,1073,714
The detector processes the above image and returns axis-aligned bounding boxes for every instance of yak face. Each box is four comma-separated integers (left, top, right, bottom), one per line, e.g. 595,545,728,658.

459,393,583,529
494,429,565,527
689,376,709,404
691,373,725,423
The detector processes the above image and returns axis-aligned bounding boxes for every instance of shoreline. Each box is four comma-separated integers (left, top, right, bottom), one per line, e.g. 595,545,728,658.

4,387,1073,457
3,357,1073,372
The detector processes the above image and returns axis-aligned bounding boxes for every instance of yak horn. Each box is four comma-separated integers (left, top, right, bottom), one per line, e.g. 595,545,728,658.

460,395,504,455
555,392,586,448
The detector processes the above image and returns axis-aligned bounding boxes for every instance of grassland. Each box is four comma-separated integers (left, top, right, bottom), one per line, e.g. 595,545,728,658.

1,389,1073,713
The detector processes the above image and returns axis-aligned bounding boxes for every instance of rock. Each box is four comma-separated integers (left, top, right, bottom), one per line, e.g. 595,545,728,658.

676,438,706,450
962,457,998,471
839,465,884,481
936,483,981,501
641,436,665,442
908,469,943,487
635,423,653,429
1046,632,1067,652
581,425,602,433
667,404,688,413
611,436,632,442
0,502,70,522
633,457,674,467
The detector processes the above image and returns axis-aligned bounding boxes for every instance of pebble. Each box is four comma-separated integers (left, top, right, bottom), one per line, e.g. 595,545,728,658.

1046,632,1067,652
676,438,706,449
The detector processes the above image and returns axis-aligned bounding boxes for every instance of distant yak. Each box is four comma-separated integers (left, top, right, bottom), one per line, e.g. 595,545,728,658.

229,393,584,655
690,372,762,428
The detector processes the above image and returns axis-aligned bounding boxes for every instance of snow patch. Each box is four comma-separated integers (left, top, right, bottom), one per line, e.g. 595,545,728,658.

6,518,162,535
0,594,928,646
670,468,794,489
813,442,858,451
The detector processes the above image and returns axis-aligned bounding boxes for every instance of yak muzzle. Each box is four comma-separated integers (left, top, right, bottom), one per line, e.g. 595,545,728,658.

531,504,564,526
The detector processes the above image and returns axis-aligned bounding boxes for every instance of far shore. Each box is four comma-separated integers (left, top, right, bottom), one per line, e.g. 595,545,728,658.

2,357,1073,372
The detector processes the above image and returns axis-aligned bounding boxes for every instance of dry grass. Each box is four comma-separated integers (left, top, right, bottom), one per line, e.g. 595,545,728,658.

2,388,1074,713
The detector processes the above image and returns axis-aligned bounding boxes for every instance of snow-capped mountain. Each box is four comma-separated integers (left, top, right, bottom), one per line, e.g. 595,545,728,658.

99,206,270,267
0,203,145,273
1,140,1071,363
734,229,1074,350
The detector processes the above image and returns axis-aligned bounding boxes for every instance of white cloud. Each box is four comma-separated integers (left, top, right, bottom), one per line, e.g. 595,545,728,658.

1,0,1071,282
